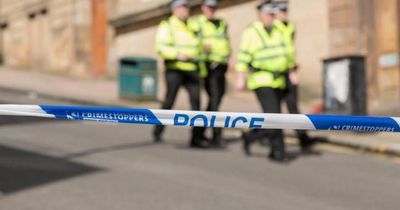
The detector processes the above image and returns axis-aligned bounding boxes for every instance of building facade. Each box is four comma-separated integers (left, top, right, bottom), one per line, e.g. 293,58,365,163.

327,0,400,111
0,0,399,112
0,0,106,77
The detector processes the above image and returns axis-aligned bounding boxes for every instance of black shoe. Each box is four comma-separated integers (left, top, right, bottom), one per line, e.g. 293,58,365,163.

242,132,252,156
268,150,286,162
190,138,209,149
211,138,226,149
311,136,328,143
153,135,163,143
300,137,317,152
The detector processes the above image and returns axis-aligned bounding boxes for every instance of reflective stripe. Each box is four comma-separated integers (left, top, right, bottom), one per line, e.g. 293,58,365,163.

249,26,288,71
236,21,290,89
253,54,287,61
165,16,200,55
207,54,228,63
173,44,198,49
202,34,228,39
156,16,201,71
165,61,198,71
258,44,286,50
240,50,252,56
251,24,267,47
237,60,249,64
191,15,230,63
159,42,198,49
274,20,296,68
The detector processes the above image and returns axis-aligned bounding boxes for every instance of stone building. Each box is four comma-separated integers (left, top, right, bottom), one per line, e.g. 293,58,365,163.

0,0,399,112
0,0,104,77
327,0,400,110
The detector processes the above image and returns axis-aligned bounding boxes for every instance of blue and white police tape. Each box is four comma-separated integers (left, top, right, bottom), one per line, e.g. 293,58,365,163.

0,104,399,133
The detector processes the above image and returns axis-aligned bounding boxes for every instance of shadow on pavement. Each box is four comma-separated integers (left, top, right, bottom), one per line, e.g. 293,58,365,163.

0,145,103,195
0,116,61,126
250,145,323,164
64,137,323,165
66,136,243,159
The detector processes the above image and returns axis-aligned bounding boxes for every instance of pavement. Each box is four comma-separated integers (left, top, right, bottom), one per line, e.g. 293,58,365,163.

0,66,399,157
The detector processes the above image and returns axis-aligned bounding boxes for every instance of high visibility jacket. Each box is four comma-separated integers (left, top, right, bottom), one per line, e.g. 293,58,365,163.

236,21,289,90
274,20,296,69
155,16,202,71
188,15,231,64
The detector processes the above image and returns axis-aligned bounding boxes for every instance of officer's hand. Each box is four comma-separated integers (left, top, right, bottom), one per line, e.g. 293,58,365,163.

236,73,247,91
177,54,189,61
227,61,234,72
289,71,300,85
204,44,212,53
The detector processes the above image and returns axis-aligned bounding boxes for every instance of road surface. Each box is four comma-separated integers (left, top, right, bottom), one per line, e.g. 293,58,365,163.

0,89,399,210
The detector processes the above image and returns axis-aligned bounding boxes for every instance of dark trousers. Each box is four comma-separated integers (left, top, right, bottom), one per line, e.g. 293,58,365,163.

246,87,285,155
153,70,202,140
284,75,311,146
200,62,227,141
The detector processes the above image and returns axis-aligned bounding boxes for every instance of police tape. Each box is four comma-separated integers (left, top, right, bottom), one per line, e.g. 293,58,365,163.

0,104,399,133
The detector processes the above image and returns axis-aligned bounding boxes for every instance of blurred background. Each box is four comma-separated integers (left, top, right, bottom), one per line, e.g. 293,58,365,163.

0,1,400,210
0,0,399,114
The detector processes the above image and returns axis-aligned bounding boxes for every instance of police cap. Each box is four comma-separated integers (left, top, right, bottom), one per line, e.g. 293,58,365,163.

170,0,188,9
203,0,219,7
257,1,276,14
275,1,288,11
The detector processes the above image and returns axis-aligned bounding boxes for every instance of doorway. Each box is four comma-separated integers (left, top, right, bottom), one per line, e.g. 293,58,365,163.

0,21,6,65
28,8,50,70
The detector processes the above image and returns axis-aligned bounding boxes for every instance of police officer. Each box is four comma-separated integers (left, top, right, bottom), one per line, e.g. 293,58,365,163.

189,0,231,148
153,0,206,148
274,1,315,151
236,1,288,161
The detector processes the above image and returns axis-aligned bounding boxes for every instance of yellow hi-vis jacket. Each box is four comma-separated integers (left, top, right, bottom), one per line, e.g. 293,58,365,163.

274,20,296,69
155,16,202,71
188,15,231,64
236,21,289,90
